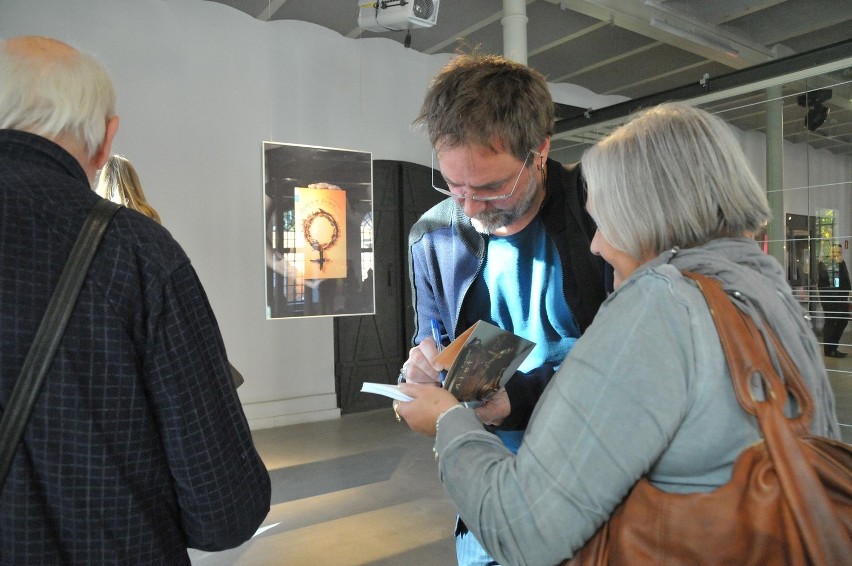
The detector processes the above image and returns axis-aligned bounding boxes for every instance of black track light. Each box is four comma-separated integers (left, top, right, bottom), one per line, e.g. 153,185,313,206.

797,89,832,132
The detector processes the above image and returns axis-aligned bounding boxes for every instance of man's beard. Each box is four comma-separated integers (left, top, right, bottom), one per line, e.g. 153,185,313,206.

473,169,540,234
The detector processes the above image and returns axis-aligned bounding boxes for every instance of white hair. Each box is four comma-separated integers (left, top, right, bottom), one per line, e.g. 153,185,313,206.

582,102,771,260
0,39,116,158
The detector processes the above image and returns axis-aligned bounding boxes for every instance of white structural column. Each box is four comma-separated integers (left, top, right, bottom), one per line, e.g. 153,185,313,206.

502,0,528,64
765,85,785,266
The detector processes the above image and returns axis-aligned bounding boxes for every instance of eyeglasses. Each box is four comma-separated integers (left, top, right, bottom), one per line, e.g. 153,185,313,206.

431,149,537,202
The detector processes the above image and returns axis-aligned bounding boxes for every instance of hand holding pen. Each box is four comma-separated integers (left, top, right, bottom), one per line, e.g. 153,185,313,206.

398,319,447,385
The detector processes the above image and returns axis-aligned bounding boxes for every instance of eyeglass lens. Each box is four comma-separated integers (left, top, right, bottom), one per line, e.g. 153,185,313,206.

431,150,534,202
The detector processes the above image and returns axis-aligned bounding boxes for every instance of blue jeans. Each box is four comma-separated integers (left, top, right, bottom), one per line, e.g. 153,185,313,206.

454,429,524,566
456,528,499,566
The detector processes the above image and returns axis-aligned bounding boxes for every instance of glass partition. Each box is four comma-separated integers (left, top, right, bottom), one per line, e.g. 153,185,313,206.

551,51,852,441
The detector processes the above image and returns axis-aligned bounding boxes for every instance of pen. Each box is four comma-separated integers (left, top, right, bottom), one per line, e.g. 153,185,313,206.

430,318,447,383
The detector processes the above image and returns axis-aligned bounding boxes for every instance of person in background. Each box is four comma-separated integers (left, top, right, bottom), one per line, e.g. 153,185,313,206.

818,243,851,358
396,102,840,565
400,52,610,565
97,153,162,223
0,36,270,564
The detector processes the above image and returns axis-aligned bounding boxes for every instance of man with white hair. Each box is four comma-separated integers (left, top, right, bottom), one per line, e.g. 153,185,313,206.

0,36,270,564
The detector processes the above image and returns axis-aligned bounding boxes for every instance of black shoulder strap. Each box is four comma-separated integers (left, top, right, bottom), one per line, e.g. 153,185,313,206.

0,199,121,488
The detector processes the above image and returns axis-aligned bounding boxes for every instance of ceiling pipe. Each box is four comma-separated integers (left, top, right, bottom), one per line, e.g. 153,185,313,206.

502,0,528,65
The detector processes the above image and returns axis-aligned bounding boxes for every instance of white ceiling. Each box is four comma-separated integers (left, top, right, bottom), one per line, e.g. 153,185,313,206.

205,0,852,155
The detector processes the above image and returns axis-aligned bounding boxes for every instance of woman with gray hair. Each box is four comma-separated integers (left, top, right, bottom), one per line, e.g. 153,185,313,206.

396,102,841,565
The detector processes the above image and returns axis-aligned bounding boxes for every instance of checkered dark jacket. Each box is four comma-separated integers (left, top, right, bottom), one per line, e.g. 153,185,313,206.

0,130,270,564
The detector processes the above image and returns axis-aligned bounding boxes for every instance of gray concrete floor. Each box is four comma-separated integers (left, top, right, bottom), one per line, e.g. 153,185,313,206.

191,346,852,566
824,358,852,444
189,409,457,566
819,323,852,444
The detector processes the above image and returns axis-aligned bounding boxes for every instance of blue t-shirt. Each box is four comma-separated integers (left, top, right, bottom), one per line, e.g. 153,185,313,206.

465,217,580,374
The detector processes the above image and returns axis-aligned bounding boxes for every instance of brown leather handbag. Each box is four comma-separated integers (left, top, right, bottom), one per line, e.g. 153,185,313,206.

564,272,852,566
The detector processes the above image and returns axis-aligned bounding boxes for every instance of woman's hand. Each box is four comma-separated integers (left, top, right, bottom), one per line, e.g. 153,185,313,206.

396,382,460,436
306,182,343,190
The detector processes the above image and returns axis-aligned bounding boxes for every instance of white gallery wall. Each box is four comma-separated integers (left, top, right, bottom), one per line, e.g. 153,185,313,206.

2,0,624,429
1,0,450,428
4,0,848,429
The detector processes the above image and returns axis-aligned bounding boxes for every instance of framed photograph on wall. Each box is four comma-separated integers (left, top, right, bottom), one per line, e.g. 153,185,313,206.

263,142,374,319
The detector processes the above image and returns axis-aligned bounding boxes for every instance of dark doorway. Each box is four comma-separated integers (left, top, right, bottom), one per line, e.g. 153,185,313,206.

334,160,446,414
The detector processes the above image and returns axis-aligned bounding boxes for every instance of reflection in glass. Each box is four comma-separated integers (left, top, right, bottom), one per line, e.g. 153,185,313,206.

551,53,852,440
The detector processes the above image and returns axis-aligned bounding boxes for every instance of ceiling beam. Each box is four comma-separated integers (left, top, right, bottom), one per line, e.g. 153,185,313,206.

548,0,774,68
603,59,709,96
703,0,790,25
528,20,609,58
257,0,288,22
549,41,660,83
552,42,852,140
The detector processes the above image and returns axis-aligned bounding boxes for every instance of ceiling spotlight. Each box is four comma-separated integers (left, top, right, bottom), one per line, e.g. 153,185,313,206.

797,88,832,132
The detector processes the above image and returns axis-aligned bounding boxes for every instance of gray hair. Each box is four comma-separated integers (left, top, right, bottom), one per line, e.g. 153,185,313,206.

413,52,554,161
0,38,116,158
582,102,770,260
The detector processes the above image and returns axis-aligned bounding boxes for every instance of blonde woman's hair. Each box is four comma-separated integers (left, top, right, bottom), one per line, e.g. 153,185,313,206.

97,155,162,224
582,102,770,260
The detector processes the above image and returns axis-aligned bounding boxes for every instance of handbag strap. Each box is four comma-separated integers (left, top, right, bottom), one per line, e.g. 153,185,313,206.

685,272,813,434
685,271,851,565
0,199,121,489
